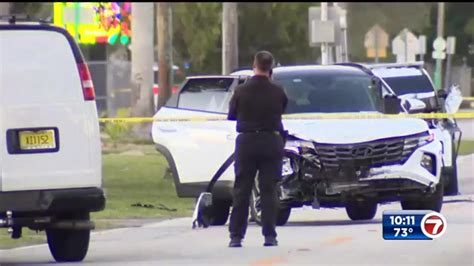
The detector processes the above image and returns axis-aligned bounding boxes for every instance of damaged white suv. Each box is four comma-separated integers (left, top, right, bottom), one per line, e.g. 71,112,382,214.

152,65,444,226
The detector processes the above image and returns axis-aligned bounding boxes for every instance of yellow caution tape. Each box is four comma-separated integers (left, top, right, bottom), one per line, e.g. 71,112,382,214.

99,112,474,124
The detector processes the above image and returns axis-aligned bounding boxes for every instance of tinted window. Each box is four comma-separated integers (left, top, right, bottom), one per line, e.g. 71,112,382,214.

164,92,179,108
382,75,434,95
274,72,379,113
177,78,235,113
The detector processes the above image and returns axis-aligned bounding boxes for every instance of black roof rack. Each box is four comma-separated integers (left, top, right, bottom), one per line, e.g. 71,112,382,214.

0,14,51,25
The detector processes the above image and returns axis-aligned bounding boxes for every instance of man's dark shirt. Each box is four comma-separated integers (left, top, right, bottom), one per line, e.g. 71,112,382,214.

228,75,288,133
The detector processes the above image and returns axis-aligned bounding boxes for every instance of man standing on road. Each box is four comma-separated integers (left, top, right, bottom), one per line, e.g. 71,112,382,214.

227,51,288,248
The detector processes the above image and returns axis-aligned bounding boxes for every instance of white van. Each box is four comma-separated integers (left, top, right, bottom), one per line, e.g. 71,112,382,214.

0,17,104,262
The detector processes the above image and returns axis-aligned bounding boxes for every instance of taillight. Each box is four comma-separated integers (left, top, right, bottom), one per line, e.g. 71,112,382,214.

153,85,177,94
78,63,96,101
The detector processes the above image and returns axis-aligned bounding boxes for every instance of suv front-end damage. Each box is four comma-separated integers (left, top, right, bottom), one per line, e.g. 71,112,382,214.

270,130,444,222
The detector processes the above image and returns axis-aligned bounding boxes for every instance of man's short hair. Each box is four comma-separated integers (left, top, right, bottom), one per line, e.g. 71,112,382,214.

254,51,274,72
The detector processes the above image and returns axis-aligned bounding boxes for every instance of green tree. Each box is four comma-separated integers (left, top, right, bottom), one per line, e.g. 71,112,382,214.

172,3,320,74
237,3,318,68
172,3,222,74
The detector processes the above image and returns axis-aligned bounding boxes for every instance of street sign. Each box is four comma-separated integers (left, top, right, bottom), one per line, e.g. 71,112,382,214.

367,48,387,58
364,24,389,61
432,37,447,60
418,35,427,55
308,6,345,46
432,51,446,59
446,37,456,55
433,37,447,51
309,19,335,45
392,29,419,63
365,25,389,48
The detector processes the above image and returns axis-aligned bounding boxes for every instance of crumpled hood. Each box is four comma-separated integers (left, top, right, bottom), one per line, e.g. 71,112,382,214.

283,117,428,144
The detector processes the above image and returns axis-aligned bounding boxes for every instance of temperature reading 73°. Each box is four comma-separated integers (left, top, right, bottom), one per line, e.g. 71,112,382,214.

394,227,414,237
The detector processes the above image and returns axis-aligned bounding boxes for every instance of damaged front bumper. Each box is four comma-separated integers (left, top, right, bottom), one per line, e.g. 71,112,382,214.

324,140,443,196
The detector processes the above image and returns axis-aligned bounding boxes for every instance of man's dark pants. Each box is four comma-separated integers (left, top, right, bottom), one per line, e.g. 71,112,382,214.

229,131,284,240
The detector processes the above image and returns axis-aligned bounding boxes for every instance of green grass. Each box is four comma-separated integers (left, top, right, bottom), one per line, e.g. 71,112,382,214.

0,231,46,249
0,152,194,249
459,140,474,156
93,153,194,219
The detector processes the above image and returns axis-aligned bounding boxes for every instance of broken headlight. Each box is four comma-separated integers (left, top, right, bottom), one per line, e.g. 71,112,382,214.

417,132,435,147
404,131,435,149
285,140,315,152
281,157,294,176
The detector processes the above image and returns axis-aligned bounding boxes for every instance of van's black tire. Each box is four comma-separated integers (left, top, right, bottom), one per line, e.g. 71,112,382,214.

46,213,90,262
209,200,231,226
345,199,378,221
443,142,459,196
401,182,444,212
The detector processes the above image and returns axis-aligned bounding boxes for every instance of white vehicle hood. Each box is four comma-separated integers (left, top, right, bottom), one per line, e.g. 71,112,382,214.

283,116,428,144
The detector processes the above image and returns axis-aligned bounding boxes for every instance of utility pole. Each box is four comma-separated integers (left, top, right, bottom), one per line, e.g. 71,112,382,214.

156,2,173,111
131,3,154,117
338,6,349,62
444,37,455,89
320,2,329,65
222,2,238,75
434,2,445,90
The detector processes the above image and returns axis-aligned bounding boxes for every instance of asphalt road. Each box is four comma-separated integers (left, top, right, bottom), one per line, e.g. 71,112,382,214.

1,154,473,266
458,119,474,140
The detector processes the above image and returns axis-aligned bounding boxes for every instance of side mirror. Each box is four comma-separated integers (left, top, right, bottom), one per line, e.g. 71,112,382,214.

383,95,401,114
437,88,449,100
403,98,427,114
370,78,383,97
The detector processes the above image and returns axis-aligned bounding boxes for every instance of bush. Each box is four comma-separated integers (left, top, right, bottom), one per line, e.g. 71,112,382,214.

103,108,132,145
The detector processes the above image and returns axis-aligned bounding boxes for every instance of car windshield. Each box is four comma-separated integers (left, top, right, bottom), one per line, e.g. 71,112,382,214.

274,72,379,114
382,75,434,95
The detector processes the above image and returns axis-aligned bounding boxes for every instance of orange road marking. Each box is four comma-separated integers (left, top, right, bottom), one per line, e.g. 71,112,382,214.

251,256,286,266
326,236,354,245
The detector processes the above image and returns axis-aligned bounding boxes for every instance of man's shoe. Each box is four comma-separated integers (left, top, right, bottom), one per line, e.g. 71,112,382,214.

263,237,278,247
229,238,242,248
